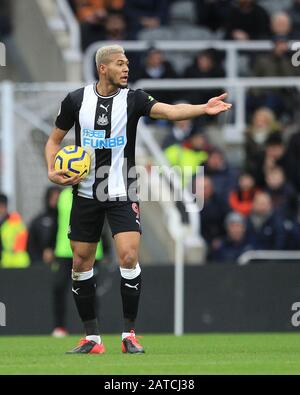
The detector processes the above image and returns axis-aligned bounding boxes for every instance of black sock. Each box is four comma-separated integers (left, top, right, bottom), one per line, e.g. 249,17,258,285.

120,274,141,332
72,276,99,336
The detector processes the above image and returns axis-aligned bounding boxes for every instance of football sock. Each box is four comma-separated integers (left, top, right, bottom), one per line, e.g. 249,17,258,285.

120,264,141,332
71,269,99,337
122,332,134,340
86,334,101,344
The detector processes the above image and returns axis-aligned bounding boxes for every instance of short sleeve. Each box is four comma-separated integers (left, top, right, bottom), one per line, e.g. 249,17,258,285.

135,89,158,118
55,94,75,131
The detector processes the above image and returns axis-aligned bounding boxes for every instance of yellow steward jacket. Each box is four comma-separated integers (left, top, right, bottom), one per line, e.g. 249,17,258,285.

0,212,30,268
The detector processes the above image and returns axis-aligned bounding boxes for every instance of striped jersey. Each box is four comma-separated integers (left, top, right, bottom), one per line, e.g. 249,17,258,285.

55,84,157,201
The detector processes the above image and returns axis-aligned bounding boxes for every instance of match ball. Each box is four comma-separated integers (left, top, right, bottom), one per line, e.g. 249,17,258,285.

54,145,91,179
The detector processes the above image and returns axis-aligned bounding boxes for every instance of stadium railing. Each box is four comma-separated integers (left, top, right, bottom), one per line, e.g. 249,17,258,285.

238,250,300,265
83,39,299,82
56,0,81,61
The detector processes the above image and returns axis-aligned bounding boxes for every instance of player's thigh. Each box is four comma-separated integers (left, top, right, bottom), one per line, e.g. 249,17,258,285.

113,232,141,269
70,240,98,272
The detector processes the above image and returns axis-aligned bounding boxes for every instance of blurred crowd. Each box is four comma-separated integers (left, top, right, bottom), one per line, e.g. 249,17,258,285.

161,108,300,263
68,0,300,48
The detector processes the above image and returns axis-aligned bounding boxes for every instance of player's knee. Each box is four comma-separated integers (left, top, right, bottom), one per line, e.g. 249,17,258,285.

72,251,93,272
119,249,138,269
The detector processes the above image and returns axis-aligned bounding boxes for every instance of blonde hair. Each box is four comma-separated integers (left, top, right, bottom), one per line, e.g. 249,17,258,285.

95,45,125,69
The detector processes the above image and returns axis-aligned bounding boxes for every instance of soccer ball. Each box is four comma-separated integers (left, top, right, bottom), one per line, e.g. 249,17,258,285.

54,145,91,179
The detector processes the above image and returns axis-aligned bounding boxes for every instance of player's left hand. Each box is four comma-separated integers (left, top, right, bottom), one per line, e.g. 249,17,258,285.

204,93,232,115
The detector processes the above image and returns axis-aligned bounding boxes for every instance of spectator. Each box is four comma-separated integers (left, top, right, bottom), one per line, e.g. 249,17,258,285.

195,175,229,248
228,172,258,216
285,130,300,192
124,0,170,38
100,13,128,41
0,193,30,268
0,0,12,39
245,108,282,174
72,0,125,50
211,211,255,263
27,186,61,265
165,131,209,186
287,0,300,39
70,0,124,22
183,50,225,105
253,37,298,78
264,167,298,219
162,113,196,149
282,218,300,250
194,0,232,32
247,132,289,188
271,12,293,40
246,191,286,250
204,148,238,201
251,37,300,118
132,48,178,103
225,0,271,40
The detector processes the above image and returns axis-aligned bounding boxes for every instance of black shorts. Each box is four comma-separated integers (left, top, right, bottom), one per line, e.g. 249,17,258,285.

69,196,142,242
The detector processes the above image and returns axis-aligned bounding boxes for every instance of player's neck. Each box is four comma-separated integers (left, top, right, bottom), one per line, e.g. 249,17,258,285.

96,81,119,97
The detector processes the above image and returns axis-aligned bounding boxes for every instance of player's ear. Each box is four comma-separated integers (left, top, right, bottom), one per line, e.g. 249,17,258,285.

99,64,106,75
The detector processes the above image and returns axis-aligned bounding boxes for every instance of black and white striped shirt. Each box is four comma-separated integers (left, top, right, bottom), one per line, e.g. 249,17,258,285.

55,84,157,201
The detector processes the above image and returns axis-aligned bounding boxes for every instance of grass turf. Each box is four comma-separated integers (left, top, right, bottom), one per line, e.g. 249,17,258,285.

0,333,300,375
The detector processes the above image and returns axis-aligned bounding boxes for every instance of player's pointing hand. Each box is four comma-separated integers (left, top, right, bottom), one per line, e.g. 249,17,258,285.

204,93,232,116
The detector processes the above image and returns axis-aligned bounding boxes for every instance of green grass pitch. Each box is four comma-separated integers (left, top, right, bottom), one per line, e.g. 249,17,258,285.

1,333,300,375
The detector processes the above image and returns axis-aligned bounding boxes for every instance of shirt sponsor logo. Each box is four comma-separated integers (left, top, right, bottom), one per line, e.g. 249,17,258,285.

82,128,126,150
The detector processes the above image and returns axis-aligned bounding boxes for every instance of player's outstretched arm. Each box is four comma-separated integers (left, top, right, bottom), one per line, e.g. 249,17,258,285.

150,93,232,121
45,127,82,186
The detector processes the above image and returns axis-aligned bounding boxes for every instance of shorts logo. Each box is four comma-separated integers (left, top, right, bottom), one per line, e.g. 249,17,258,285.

82,129,126,150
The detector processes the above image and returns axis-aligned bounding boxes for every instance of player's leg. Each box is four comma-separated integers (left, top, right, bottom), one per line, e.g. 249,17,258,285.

107,201,144,353
67,196,105,354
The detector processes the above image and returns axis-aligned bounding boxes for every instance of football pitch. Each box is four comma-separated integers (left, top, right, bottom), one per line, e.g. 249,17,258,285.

0,333,300,375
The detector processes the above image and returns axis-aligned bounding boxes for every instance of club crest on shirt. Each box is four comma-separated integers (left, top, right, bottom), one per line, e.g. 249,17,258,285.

97,113,109,126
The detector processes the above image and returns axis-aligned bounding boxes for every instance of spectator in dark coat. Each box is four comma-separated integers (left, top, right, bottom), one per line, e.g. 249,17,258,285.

211,211,255,263
0,0,12,39
264,167,298,219
247,132,288,188
183,50,225,105
132,47,178,103
124,0,170,38
27,187,61,265
246,191,286,250
196,175,229,246
204,148,238,202
285,130,300,192
287,0,300,39
194,0,233,32
225,0,271,40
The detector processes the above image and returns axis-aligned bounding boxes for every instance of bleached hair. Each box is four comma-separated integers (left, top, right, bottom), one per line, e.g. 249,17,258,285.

95,45,125,68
